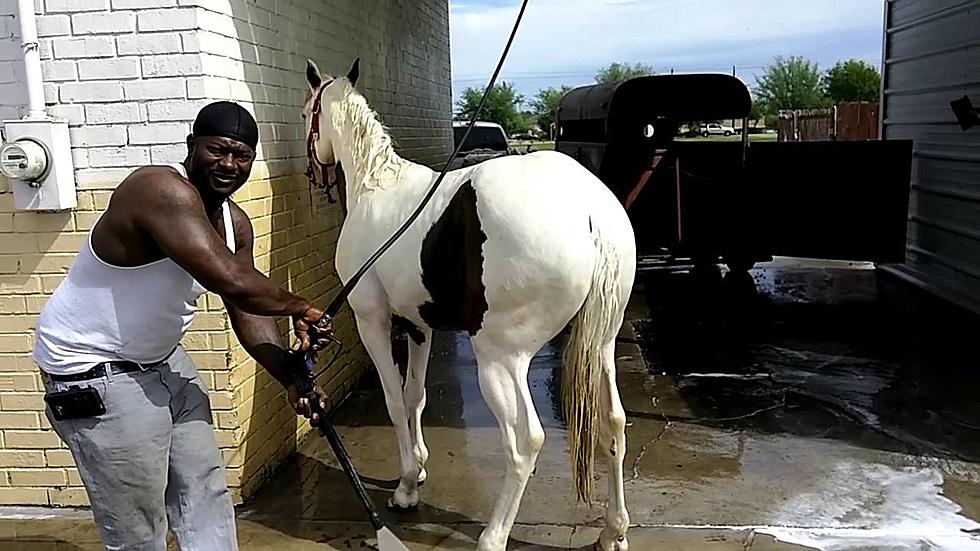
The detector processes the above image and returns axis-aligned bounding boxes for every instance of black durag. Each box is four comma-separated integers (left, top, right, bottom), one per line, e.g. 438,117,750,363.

192,101,258,149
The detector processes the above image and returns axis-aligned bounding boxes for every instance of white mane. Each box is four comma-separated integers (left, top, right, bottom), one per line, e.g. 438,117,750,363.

328,81,405,193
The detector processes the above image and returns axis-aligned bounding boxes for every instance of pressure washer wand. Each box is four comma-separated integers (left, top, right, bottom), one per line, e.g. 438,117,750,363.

285,349,381,530
284,347,408,550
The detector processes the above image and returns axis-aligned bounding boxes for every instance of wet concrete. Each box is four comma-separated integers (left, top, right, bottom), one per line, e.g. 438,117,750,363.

236,258,980,549
3,258,980,549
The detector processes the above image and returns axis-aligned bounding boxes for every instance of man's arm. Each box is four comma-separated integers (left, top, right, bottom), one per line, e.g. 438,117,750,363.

222,202,326,420
131,168,315,319
227,307,291,387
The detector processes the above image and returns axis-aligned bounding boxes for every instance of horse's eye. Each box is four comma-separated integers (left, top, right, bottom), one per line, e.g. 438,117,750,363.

301,113,306,119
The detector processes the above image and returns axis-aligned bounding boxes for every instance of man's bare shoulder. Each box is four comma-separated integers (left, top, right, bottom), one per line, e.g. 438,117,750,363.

114,165,199,208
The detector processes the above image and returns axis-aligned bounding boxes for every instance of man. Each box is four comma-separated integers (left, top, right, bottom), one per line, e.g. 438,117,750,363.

33,101,330,550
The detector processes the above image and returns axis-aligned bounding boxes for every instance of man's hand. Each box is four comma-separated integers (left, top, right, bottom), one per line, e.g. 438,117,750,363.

293,306,333,351
287,382,328,427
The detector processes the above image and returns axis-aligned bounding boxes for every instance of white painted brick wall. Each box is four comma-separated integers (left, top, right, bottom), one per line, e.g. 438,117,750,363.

146,99,208,122
71,11,136,35
46,103,85,124
0,1,26,120
85,103,145,124
51,36,115,58
110,0,174,8
59,80,123,102
185,75,230,98
1,0,450,212
123,78,185,100
69,125,126,147
88,145,150,166
140,53,202,77
2,0,198,178
136,8,197,31
42,60,78,81
116,34,182,55
149,143,186,163
77,57,140,80
44,0,109,13
36,14,71,36
128,122,188,145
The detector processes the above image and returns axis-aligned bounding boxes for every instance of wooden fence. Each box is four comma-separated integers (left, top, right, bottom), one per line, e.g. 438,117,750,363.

777,102,879,142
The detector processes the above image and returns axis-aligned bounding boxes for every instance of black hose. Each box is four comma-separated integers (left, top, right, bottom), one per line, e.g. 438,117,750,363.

323,0,531,320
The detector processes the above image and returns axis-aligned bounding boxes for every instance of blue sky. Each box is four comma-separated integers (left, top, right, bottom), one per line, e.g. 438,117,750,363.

449,0,885,107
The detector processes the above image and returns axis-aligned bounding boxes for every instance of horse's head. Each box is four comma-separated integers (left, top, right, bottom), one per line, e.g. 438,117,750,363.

302,57,359,200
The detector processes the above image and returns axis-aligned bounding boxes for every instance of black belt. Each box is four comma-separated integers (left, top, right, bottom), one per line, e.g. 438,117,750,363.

46,349,176,383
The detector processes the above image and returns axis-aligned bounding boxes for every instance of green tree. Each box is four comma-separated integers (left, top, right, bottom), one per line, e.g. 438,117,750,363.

749,99,767,128
531,85,572,137
595,62,655,85
823,59,881,103
754,56,827,117
455,81,526,135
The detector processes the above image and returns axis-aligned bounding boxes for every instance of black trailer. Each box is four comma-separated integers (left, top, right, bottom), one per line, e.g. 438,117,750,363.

556,74,914,272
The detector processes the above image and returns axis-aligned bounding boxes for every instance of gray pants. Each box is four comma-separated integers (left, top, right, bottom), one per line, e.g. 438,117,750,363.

42,346,238,551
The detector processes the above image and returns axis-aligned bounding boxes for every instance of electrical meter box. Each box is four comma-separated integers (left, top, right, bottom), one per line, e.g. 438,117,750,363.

1,118,76,211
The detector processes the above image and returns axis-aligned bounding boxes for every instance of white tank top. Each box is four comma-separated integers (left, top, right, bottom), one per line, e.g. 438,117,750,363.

33,163,236,375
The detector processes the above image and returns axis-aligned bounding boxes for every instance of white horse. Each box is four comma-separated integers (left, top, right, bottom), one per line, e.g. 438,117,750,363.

302,58,637,551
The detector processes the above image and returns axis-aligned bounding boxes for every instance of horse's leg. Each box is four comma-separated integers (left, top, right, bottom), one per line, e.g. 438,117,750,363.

402,329,432,483
471,341,544,551
596,339,630,551
350,301,421,509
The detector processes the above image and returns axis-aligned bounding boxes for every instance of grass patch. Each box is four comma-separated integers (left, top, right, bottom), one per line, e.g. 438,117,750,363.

511,140,556,151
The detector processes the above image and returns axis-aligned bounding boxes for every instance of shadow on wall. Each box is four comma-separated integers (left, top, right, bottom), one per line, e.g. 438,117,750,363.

228,5,356,504
224,0,452,504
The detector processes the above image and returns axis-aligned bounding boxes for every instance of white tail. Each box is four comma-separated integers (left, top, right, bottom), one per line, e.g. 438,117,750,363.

562,229,623,504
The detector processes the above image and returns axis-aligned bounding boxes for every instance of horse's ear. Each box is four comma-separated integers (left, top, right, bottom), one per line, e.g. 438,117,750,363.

306,58,322,91
346,58,360,87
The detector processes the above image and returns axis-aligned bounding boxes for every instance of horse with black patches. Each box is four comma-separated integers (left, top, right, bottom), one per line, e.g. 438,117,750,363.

302,58,637,551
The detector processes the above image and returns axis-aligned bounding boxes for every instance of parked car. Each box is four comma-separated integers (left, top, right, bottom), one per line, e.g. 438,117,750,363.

453,121,509,152
449,121,529,169
700,122,735,137
511,132,539,141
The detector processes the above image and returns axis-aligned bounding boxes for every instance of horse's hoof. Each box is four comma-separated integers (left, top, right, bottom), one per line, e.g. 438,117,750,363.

386,496,419,512
594,535,629,551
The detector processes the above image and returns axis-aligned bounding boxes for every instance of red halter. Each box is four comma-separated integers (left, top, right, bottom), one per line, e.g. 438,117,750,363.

305,79,338,203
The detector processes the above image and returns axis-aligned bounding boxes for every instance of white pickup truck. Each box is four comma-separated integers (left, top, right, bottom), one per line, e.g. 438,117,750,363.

449,121,523,169
700,122,736,137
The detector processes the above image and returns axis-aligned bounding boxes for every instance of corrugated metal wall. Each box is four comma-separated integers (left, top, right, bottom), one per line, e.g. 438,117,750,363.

880,0,980,313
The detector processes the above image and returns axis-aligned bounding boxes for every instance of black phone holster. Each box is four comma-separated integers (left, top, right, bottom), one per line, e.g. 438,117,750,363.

44,386,106,421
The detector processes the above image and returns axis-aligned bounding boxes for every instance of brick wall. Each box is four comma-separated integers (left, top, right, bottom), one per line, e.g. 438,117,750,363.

0,0,27,122
0,0,451,506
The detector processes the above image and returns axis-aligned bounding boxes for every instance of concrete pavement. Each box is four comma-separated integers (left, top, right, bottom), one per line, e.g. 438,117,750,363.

2,259,979,550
